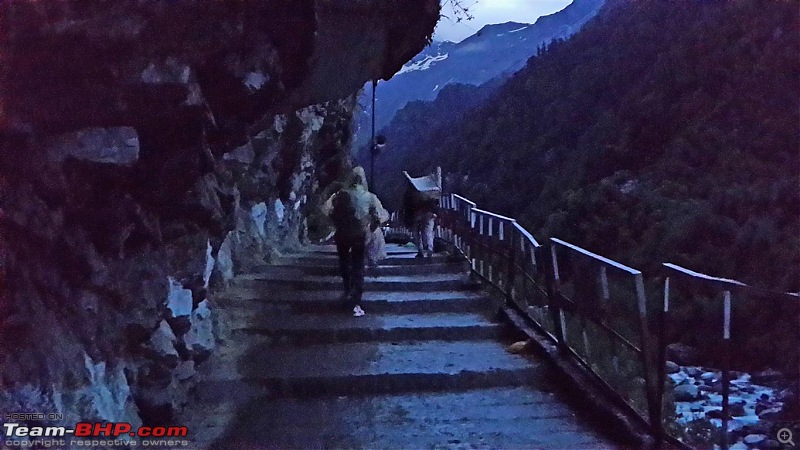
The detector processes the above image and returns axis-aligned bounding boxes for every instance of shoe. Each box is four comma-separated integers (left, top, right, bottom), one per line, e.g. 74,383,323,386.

352,305,365,317
416,252,424,258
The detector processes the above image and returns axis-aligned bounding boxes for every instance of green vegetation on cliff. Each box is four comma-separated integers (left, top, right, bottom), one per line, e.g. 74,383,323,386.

399,0,799,293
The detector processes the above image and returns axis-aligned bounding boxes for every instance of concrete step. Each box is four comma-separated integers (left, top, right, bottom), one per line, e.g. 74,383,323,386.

256,261,469,277
198,386,616,450
216,290,492,314
276,252,451,266
307,244,419,255
231,312,505,344
233,272,478,292
205,340,545,397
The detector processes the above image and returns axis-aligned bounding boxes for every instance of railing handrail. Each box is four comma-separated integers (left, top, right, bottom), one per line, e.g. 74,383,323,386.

663,262,799,300
451,193,476,206
471,207,515,222
514,222,541,248
552,237,642,276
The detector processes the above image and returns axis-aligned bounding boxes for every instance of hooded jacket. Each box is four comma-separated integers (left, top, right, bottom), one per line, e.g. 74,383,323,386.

325,167,388,239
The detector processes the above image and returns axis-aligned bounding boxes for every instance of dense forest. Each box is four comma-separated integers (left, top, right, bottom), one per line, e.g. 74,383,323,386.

361,79,501,210
384,0,799,294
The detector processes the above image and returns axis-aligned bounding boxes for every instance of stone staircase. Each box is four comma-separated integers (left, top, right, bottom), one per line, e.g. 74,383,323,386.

181,244,618,449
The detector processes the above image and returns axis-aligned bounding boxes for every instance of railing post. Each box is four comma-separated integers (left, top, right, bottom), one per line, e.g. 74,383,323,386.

634,273,659,436
506,224,517,305
654,276,670,446
544,244,567,348
721,290,732,450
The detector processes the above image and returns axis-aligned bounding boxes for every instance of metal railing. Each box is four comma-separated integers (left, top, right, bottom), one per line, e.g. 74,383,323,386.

434,191,799,450
660,263,800,449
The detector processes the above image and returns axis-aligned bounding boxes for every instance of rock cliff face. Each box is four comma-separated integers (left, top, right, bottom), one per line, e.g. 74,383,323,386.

0,0,438,427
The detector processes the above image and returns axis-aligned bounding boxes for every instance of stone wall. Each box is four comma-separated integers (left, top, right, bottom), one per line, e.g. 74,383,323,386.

0,0,438,428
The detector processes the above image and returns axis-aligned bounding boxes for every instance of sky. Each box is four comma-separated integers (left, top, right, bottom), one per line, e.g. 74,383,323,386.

434,0,573,43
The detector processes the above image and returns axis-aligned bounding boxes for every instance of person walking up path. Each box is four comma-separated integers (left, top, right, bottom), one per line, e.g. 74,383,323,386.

325,167,388,317
402,168,441,258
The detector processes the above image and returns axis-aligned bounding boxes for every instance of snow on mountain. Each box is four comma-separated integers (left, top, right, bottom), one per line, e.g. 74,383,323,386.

354,0,605,145
397,53,449,75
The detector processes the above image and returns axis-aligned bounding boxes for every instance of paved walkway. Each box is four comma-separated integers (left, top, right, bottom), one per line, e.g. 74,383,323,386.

181,244,621,449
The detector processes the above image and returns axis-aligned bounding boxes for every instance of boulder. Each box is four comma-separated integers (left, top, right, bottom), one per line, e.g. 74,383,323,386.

685,366,702,377
674,384,702,401
752,369,783,385
757,407,783,420
743,434,768,446
729,402,746,417
665,361,680,374
700,371,718,382
666,343,700,366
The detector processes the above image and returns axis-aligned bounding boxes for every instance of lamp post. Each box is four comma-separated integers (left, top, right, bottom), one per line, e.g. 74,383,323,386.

369,79,387,191
371,134,387,192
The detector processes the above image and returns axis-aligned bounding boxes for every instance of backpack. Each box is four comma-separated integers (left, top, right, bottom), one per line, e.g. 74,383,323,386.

331,189,368,237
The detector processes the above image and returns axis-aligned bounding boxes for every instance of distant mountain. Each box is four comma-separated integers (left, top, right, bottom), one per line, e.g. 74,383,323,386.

395,0,799,294
384,0,799,382
353,0,605,146
362,79,503,210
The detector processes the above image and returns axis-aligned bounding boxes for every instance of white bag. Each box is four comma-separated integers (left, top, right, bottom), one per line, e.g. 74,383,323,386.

366,228,387,265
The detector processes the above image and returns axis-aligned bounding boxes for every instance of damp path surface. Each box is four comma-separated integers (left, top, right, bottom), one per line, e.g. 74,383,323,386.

179,244,624,449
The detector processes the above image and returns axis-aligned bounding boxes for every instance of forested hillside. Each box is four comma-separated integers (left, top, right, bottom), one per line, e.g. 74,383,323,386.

362,79,501,210
352,0,605,148
399,0,799,292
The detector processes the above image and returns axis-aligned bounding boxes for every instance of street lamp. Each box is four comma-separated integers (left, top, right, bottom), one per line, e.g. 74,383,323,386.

369,79,388,191
370,134,387,191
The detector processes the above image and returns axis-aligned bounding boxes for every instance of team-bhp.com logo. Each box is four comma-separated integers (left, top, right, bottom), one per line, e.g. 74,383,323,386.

3,421,190,448
4,422,187,438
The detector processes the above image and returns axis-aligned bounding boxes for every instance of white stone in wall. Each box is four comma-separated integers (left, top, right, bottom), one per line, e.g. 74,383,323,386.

149,320,179,361
273,115,287,134
46,127,139,165
203,240,214,289
183,82,205,106
217,232,235,282
141,58,191,84
244,71,268,91
79,353,140,424
251,203,268,237
296,107,324,143
223,140,255,164
166,277,192,318
0,377,140,429
274,199,285,224
185,300,214,358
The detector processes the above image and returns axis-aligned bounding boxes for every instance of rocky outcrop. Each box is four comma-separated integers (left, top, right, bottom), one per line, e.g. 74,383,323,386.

0,0,438,429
